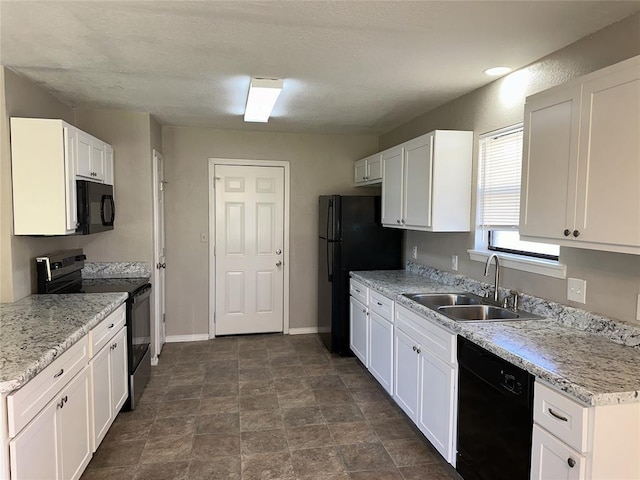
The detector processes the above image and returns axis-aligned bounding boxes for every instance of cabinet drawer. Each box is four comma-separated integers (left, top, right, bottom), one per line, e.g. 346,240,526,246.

370,291,393,321
89,304,126,358
7,336,89,438
350,279,368,305
395,304,456,364
534,381,590,452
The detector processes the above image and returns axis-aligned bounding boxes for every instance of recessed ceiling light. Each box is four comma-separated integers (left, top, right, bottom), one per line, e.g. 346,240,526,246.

244,77,283,123
484,66,512,76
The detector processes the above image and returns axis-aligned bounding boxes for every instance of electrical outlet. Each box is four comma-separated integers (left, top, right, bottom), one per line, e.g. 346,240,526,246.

451,255,458,271
411,245,418,259
567,278,587,304
200,232,208,243
636,294,640,322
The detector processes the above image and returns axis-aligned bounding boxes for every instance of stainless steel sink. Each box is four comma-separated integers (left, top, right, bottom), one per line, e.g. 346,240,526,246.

402,293,484,308
402,292,545,322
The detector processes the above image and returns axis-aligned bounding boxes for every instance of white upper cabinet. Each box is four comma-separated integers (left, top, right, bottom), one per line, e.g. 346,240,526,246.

10,118,114,235
381,146,404,226
520,55,640,255
381,130,473,232
11,118,78,235
76,131,109,183
354,153,382,185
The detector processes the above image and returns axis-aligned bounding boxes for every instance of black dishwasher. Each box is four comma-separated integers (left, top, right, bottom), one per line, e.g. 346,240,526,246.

456,336,534,480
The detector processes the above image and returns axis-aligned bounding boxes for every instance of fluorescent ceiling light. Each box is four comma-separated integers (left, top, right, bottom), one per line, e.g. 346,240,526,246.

484,66,512,76
244,78,283,122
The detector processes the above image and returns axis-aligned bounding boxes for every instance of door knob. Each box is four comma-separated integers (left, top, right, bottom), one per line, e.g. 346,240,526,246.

275,248,282,255
275,261,282,267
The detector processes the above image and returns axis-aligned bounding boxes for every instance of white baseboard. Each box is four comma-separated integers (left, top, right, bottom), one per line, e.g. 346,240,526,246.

165,334,210,343
288,327,319,335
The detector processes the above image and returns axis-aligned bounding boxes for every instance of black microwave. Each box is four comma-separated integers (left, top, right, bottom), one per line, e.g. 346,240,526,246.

77,180,115,235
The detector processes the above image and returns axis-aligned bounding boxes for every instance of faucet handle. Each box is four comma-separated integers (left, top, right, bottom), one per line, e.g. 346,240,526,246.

502,290,519,310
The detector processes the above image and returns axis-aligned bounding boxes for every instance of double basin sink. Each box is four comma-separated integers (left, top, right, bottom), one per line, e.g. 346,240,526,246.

402,292,544,322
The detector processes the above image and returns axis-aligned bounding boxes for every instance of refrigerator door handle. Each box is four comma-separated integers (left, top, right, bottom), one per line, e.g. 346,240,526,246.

327,198,334,241
327,240,333,282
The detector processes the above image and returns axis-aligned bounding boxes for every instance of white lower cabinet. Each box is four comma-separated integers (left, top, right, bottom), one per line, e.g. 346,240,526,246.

531,425,586,480
349,296,368,366
394,304,457,463
531,380,640,479
1,302,128,480
417,347,456,460
90,327,128,451
10,366,91,480
368,311,393,395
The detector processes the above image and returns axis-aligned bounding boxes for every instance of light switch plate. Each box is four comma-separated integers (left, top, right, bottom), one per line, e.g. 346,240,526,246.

451,255,458,271
567,278,587,304
636,293,640,321
411,246,418,259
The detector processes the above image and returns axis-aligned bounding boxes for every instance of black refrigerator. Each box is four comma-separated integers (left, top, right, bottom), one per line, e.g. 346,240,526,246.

318,195,403,355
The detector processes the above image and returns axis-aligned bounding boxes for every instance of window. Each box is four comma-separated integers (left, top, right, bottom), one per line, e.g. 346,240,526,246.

477,125,559,260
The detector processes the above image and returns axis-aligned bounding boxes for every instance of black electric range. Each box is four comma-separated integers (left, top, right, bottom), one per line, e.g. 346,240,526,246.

36,249,152,410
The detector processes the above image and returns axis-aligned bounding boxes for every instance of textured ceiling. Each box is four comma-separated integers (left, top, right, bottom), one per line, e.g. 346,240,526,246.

1,1,639,134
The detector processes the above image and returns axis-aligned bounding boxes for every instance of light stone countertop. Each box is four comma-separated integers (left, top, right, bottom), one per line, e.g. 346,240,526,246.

0,293,128,394
352,270,640,407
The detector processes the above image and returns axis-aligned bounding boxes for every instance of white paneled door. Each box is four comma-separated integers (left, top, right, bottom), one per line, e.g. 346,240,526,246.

215,165,285,335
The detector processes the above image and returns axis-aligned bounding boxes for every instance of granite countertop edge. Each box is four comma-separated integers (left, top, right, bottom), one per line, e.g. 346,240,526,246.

0,293,128,394
351,270,640,407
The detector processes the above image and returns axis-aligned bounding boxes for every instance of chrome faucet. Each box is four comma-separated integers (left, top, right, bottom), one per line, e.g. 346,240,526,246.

484,254,501,303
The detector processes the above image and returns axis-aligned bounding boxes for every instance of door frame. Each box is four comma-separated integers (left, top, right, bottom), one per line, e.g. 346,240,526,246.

208,158,291,339
151,149,165,364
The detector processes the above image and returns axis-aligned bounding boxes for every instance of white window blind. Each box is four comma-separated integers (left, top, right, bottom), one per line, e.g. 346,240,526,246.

478,126,523,229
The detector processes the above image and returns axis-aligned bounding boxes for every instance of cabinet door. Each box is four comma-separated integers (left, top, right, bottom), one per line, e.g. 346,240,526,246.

90,344,113,451
63,127,78,232
367,155,382,182
368,312,393,395
58,367,92,480
403,134,432,229
417,348,456,463
393,327,420,421
76,131,93,179
531,425,586,480
520,86,581,241
103,145,114,186
354,158,367,183
10,399,59,480
349,297,368,366
91,140,105,181
574,67,640,248
381,146,404,226
111,327,129,413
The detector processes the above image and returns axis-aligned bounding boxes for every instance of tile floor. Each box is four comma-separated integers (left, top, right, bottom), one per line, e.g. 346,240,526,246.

81,334,460,480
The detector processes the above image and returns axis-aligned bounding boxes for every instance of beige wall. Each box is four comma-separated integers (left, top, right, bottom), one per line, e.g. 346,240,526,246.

161,126,378,336
0,67,79,302
74,109,155,266
380,13,640,324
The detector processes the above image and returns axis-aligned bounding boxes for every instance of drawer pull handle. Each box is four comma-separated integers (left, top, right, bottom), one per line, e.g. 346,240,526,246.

53,369,64,378
567,458,576,468
377,302,383,306
108,323,115,329
57,395,68,409
548,408,568,422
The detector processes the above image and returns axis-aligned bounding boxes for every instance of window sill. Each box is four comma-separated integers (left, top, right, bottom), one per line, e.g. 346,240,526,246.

467,249,567,279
